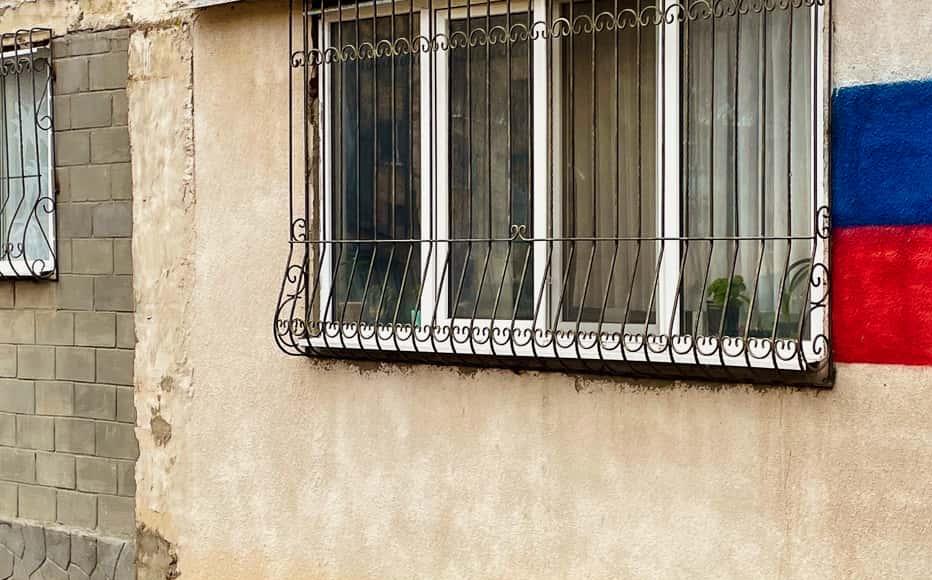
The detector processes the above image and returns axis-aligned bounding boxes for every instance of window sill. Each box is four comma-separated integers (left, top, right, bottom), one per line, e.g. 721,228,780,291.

0,259,55,279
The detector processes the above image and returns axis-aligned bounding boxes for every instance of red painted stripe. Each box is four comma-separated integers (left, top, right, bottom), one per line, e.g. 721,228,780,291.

833,225,932,365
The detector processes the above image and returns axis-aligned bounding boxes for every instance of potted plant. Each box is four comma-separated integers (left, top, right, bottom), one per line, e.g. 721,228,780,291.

706,275,749,336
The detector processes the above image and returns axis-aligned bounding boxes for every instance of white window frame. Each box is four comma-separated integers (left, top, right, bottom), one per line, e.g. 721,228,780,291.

313,0,827,369
0,42,55,278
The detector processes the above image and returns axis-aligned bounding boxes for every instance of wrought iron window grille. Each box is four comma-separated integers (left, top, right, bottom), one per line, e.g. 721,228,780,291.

277,0,831,385
0,28,55,280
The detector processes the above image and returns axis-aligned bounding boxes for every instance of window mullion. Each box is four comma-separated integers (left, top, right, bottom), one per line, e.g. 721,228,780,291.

657,3,682,342
423,8,449,329
531,0,549,336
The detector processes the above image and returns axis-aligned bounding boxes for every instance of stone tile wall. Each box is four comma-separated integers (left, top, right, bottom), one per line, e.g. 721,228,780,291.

0,518,133,580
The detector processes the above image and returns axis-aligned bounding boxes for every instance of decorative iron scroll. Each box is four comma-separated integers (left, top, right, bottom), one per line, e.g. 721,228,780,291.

0,28,56,280
277,0,831,384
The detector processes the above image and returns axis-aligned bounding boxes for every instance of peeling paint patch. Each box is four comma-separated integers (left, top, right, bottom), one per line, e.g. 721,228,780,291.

136,524,179,580
150,412,172,446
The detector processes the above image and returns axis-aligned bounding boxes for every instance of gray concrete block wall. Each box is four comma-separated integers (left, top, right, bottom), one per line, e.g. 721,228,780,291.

0,29,136,542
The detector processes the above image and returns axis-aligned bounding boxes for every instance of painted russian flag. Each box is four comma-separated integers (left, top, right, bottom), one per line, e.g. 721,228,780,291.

832,79,932,365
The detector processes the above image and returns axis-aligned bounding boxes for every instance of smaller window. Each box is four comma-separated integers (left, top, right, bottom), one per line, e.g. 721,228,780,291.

0,29,56,280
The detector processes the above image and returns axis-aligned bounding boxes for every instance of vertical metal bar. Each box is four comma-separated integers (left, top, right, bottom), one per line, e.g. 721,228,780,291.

355,0,361,243
656,1,668,354
289,0,295,235
772,7,793,348
0,38,7,269
476,0,492,351
635,0,641,238
391,0,397,241
613,0,620,243
532,0,549,340
463,0,473,326
802,1,821,360
14,32,28,275
622,0,640,337
588,0,598,351
725,11,748,358
757,9,766,254
305,0,314,324
409,0,415,252
590,0,597,246
504,0,514,343
567,0,575,327
372,0,378,246
660,9,683,361
286,0,296,339
336,0,344,245
424,1,440,335
425,4,445,333
506,0,512,234
467,0,473,247
487,0,493,240
314,5,324,331
708,9,715,316
28,31,43,277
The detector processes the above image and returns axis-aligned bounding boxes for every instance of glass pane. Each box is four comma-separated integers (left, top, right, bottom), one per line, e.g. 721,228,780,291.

682,8,812,338
561,0,657,326
448,13,533,321
330,16,421,325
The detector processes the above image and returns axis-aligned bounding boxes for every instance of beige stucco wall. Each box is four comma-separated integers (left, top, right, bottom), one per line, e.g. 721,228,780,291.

122,1,932,578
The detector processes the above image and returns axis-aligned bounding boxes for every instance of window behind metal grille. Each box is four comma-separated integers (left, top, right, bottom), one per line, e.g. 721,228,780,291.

277,0,831,385
0,29,55,279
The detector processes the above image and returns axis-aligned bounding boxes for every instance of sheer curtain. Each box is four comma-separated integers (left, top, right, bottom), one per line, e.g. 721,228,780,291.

562,0,657,327
684,8,812,337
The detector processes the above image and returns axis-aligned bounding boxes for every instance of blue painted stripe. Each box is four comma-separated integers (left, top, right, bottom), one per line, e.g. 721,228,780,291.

832,79,932,228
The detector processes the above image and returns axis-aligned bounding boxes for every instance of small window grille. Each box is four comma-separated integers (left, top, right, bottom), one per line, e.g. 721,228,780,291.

0,28,55,280
277,0,830,384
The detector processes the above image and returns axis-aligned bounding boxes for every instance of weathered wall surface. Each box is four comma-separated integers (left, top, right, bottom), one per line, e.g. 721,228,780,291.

0,0,185,35
124,1,932,578
127,20,193,580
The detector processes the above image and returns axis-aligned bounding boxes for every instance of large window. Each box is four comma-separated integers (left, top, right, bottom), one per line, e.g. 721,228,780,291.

277,0,830,383
0,30,55,279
